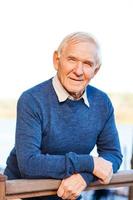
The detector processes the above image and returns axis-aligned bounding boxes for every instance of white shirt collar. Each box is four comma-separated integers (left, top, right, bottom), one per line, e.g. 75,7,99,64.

52,75,90,107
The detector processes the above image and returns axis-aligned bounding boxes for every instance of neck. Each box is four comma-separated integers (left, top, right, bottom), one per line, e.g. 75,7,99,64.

69,91,84,99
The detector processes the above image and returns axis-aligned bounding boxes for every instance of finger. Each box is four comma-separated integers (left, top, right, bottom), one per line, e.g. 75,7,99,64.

61,185,74,200
69,195,77,200
62,187,78,199
57,187,64,198
69,192,81,200
61,181,80,199
103,170,113,184
61,190,71,200
99,179,108,184
99,177,111,184
68,184,83,200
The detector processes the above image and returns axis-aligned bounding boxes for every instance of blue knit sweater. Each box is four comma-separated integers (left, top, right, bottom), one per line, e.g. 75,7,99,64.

4,78,122,199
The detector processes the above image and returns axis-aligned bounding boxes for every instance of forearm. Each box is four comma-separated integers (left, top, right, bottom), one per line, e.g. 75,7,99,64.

16,151,94,179
97,101,123,173
98,152,122,172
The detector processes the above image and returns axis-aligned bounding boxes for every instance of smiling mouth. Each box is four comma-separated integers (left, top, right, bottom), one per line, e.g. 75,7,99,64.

69,77,83,81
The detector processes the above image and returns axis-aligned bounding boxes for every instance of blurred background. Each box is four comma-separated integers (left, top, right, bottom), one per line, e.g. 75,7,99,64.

0,0,133,199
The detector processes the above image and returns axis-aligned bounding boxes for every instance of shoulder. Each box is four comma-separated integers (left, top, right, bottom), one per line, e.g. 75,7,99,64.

86,85,109,99
17,78,53,106
20,78,52,98
86,85,113,109
24,78,52,95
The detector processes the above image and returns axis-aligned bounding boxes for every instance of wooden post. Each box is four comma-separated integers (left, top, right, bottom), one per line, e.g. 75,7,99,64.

0,174,6,200
128,138,133,200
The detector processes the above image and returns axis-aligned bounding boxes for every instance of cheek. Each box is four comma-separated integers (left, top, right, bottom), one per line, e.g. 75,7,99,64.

84,70,93,80
58,63,66,76
60,65,73,78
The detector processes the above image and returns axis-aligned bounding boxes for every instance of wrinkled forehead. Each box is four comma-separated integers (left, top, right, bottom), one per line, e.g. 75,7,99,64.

61,40,98,63
60,37,97,54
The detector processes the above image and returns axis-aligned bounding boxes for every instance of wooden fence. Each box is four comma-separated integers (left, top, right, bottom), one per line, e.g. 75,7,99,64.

1,170,133,200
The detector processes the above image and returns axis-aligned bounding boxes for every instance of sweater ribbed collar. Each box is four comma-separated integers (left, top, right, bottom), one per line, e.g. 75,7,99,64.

52,75,90,107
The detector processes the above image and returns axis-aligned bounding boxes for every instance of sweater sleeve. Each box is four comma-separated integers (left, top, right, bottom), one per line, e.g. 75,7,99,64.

96,97,123,172
80,172,97,186
16,92,94,179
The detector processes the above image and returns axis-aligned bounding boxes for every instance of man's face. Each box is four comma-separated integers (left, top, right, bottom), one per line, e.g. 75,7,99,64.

53,41,100,98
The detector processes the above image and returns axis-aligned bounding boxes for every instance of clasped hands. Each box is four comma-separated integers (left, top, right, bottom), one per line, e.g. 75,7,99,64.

57,157,113,199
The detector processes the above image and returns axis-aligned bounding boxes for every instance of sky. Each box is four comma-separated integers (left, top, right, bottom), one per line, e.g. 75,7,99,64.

0,0,133,99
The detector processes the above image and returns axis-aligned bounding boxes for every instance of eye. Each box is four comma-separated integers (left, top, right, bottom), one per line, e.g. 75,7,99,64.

67,56,77,62
83,61,93,67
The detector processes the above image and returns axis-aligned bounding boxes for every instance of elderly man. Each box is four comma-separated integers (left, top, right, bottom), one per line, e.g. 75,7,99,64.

4,32,122,200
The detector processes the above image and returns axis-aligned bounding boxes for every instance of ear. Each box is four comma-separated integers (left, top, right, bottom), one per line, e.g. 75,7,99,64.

53,51,60,71
94,64,101,76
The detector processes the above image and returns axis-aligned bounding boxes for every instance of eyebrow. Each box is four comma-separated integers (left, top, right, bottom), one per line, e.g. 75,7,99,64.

83,60,94,66
67,56,77,60
67,55,94,66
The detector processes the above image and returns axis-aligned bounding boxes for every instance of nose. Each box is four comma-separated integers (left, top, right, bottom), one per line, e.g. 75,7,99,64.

73,61,84,76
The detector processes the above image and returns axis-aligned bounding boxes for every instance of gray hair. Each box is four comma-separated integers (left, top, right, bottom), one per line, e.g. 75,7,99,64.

57,32,101,65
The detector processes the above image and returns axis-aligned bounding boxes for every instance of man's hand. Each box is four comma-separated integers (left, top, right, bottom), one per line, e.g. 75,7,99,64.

93,157,113,184
57,173,87,200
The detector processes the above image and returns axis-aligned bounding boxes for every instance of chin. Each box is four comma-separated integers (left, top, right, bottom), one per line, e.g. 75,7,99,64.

68,88,84,95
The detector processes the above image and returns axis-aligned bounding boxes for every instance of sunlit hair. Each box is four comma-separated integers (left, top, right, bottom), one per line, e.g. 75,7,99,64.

57,32,101,65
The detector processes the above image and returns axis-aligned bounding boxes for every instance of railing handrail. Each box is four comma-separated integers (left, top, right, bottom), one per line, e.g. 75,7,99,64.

0,170,133,199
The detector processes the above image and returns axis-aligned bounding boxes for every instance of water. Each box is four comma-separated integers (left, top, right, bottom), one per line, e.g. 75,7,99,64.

0,119,16,167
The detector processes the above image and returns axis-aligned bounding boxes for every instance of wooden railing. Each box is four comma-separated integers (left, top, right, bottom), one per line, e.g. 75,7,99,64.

1,170,133,200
